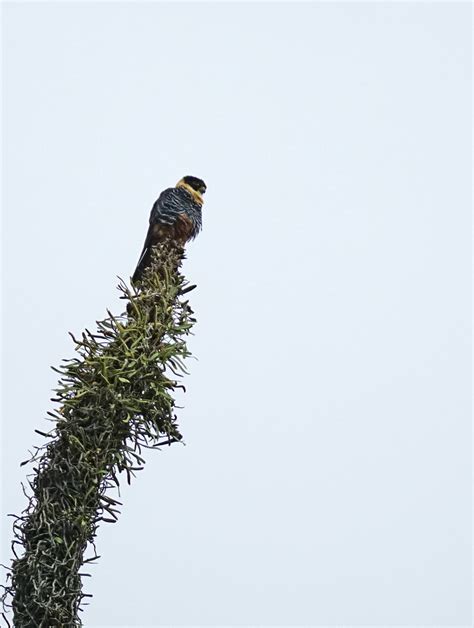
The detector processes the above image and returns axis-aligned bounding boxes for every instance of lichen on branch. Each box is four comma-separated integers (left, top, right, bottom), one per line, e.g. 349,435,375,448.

2,243,196,627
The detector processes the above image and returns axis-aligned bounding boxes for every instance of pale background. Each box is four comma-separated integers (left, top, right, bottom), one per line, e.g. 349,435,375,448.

1,2,471,626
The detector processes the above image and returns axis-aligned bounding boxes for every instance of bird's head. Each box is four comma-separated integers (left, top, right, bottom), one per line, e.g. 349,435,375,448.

176,175,207,204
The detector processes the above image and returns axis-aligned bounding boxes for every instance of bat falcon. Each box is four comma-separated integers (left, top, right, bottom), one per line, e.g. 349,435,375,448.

132,175,205,283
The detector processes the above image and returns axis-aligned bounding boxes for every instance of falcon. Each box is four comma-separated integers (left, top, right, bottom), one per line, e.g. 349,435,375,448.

132,175,205,283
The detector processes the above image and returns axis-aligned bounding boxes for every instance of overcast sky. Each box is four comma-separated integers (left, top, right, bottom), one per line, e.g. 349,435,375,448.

2,2,471,626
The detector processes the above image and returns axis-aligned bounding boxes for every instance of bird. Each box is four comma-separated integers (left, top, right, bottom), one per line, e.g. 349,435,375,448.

132,175,205,283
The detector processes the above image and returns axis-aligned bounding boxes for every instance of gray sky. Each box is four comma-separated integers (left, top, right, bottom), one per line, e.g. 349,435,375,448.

2,2,471,626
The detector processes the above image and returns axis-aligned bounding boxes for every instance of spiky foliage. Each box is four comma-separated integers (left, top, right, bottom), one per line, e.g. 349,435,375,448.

2,243,196,626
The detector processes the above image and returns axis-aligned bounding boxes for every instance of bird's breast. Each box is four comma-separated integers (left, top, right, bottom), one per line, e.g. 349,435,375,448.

174,212,196,244
150,212,196,246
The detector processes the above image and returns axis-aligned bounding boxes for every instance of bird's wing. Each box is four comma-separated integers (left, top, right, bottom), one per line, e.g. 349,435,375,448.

149,187,186,225
132,188,184,282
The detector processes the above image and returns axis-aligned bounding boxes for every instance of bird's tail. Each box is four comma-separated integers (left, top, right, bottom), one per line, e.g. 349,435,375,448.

132,246,152,283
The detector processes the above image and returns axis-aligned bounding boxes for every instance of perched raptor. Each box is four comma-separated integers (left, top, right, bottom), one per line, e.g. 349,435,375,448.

132,175,205,283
